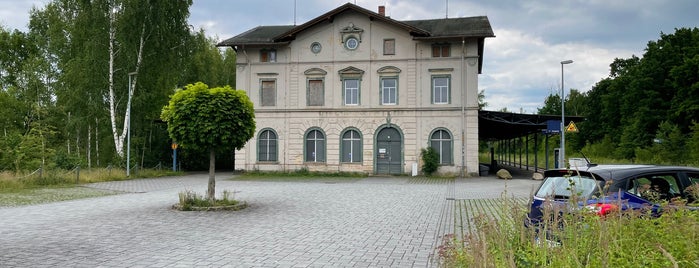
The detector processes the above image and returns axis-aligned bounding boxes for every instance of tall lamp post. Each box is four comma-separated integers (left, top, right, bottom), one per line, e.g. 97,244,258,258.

127,71,137,177
560,60,573,168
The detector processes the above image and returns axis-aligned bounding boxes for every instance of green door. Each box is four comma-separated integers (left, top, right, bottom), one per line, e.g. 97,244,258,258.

376,127,402,175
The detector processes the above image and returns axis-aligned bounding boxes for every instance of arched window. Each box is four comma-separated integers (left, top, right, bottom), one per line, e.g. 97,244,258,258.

258,129,278,162
305,129,326,162
430,129,453,165
341,129,362,163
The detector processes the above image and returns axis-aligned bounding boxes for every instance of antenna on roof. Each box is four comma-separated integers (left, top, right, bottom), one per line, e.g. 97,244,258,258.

446,0,449,18
294,0,297,25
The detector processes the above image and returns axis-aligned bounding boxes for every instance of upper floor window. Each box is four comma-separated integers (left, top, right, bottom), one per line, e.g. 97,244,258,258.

383,39,395,55
338,66,365,106
260,80,276,106
304,68,327,107
432,75,450,104
308,79,324,106
432,44,450,57
343,79,360,105
257,129,278,162
381,77,397,105
260,49,276,62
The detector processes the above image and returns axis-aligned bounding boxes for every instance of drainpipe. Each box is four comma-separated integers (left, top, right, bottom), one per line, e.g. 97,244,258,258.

460,38,465,177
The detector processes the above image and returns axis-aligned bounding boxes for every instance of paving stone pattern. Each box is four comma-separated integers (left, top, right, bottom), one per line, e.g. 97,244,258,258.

0,172,540,267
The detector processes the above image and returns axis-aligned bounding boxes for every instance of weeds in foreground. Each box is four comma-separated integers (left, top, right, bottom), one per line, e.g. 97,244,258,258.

175,190,247,211
439,197,699,268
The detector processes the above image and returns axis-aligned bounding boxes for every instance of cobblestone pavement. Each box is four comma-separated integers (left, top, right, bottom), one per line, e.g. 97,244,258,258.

0,171,540,267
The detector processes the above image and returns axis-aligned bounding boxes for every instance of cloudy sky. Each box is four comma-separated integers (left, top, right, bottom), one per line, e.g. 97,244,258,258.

2,0,697,113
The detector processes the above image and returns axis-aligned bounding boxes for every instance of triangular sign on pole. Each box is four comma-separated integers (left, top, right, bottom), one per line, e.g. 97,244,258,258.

566,121,579,133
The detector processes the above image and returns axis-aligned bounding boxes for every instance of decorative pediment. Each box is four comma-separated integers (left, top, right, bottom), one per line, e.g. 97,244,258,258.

338,66,365,78
304,68,327,76
340,23,364,35
340,23,364,44
377,66,402,74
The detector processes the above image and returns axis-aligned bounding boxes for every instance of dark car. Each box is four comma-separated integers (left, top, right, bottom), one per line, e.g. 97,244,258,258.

526,165,699,227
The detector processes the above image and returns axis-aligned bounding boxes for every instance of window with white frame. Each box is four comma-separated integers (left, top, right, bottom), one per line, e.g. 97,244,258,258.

343,79,360,105
257,129,278,162
305,129,326,162
432,76,450,104
338,66,364,106
341,129,362,163
381,77,397,105
430,129,453,165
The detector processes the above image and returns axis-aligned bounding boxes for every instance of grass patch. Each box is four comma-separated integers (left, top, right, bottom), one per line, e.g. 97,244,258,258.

173,190,247,211
0,186,119,207
0,168,181,206
0,168,183,191
439,196,699,267
235,167,367,180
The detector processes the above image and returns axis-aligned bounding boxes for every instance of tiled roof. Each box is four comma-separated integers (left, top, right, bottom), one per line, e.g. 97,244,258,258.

403,16,495,39
217,3,494,47
218,25,295,46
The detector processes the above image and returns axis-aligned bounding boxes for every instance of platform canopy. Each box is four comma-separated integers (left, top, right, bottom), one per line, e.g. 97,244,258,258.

478,110,585,141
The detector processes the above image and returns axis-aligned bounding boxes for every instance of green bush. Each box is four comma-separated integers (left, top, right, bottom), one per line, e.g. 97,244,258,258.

421,147,439,175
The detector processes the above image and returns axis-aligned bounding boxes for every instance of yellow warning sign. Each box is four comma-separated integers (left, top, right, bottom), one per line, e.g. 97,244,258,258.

565,121,579,133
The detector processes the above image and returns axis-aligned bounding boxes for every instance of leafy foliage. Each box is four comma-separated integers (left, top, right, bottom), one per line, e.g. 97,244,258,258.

161,82,255,153
535,27,699,165
161,82,254,199
0,1,236,172
421,147,439,175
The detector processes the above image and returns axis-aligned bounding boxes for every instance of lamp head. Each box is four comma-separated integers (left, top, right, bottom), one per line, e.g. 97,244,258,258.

561,60,573,65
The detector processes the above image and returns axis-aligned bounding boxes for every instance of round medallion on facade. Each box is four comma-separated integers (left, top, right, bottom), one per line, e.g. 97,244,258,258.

310,42,322,54
345,37,359,50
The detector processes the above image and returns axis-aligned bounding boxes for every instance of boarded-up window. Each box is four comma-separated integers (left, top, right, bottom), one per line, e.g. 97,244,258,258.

308,79,324,106
260,80,276,106
432,44,450,57
260,49,276,62
383,39,395,55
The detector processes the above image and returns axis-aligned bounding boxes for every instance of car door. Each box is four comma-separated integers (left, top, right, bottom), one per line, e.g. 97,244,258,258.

627,172,681,203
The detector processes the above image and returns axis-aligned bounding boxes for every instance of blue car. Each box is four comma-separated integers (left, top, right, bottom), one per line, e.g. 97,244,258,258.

526,165,699,227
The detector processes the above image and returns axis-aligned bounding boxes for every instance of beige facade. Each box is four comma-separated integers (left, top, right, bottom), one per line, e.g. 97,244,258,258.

219,4,494,175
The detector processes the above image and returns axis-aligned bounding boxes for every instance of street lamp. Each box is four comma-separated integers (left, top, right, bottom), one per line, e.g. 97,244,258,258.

560,60,573,168
127,71,137,177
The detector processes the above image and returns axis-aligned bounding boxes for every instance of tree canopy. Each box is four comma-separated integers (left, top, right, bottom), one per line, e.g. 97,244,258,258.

0,0,237,172
536,27,699,164
161,82,255,199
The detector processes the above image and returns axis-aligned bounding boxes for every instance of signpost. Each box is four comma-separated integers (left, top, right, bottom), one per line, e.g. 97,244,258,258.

171,143,178,171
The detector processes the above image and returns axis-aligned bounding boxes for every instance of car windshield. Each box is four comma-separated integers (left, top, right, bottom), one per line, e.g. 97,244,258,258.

535,175,602,199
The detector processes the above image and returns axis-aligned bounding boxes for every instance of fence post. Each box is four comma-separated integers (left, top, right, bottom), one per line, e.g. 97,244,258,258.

76,166,80,184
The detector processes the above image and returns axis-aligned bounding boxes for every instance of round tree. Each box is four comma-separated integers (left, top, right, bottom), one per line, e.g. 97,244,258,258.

161,82,255,200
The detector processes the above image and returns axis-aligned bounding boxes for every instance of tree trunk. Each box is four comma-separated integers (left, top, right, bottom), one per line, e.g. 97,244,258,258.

208,147,216,202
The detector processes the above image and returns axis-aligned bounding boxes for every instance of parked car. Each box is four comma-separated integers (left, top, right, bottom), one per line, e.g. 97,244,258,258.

526,164,699,227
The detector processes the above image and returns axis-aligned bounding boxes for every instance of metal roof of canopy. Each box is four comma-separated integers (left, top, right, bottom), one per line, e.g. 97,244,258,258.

479,110,585,141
